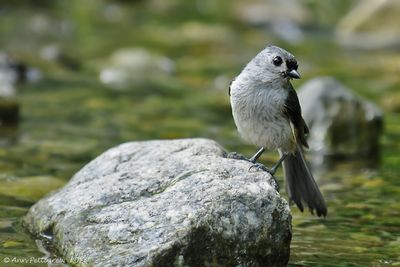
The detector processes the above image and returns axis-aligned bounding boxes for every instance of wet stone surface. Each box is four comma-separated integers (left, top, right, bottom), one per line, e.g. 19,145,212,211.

24,138,291,267
298,77,383,168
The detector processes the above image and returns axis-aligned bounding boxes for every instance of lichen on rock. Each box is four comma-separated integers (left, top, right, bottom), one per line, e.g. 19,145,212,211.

24,138,292,266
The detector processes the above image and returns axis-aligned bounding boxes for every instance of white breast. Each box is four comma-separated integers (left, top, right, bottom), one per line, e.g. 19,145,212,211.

230,77,295,152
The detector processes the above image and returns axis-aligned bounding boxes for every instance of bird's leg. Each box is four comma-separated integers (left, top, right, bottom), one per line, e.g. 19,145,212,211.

267,152,288,175
227,147,265,162
249,152,288,175
248,152,288,192
249,147,265,163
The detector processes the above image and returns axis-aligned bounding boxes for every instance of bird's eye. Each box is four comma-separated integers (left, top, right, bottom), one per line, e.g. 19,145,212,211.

272,56,283,66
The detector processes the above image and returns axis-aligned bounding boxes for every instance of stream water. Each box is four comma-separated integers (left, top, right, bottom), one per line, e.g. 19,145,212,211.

0,1,399,266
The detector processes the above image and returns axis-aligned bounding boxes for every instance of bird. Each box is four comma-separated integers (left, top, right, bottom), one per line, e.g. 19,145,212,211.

228,45,327,217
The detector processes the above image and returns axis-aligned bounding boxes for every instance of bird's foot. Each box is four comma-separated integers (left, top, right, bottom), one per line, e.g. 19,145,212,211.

249,162,269,172
249,163,275,174
226,151,250,162
227,151,280,191
249,163,280,191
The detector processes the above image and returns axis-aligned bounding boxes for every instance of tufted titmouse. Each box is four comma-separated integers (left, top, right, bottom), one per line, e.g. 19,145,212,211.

229,45,327,217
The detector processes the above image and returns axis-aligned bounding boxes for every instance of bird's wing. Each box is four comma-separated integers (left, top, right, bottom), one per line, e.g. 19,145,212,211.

228,77,236,96
282,84,309,148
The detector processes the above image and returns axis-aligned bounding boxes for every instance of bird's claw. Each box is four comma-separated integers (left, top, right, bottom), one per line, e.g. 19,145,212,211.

249,163,280,191
249,162,270,172
228,152,280,191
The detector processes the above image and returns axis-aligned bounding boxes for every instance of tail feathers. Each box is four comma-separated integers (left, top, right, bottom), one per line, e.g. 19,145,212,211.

280,147,327,217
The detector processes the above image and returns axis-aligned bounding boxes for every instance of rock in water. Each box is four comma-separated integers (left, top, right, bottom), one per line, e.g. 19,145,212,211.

0,52,40,126
336,0,400,49
99,48,175,88
298,77,383,168
0,53,20,125
24,138,291,266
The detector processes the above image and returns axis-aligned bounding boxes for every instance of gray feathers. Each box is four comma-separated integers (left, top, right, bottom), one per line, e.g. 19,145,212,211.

280,147,327,217
229,45,327,217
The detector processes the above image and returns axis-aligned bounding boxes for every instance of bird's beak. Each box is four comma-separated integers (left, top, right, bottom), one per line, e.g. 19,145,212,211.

287,69,301,79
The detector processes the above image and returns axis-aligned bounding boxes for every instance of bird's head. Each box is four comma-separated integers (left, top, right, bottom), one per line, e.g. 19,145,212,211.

248,45,301,83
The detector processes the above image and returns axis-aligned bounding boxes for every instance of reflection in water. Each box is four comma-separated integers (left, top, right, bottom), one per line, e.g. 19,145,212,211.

0,126,18,147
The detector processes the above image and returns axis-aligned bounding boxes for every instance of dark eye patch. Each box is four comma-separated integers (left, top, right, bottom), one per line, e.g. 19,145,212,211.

286,59,298,70
273,56,283,66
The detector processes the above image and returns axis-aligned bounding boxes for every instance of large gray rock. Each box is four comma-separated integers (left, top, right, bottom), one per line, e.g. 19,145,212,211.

298,77,383,168
24,138,291,266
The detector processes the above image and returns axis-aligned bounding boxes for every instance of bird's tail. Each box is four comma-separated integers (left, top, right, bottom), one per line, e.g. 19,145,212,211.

280,146,327,217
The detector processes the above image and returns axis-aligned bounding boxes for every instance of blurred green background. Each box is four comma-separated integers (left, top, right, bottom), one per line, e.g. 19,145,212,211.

0,0,399,266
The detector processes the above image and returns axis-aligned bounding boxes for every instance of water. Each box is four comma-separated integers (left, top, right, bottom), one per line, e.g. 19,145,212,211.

0,1,399,266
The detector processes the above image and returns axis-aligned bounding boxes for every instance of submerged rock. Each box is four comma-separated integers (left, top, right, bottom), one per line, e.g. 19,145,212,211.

0,52,41,126
298,77,383,168
233,0,310,43
336,0,400,49
381,91,400,113
24,138,291,266
0,53,20,125
40,44,81,70
99,48,175,88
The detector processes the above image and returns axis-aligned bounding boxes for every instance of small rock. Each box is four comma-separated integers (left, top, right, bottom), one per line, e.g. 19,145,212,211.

0,53,19,97
381,91,400,113
0,53,40,126
0,51,41,142
180,21,235,44
233,0,310,43
336,0,400,49
24,138,291,266
40,44,80,70
0,53,20,125
28,13,73,38
99,48,175,88
103,3,124,23
298,77,383,168
0,53,41,85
